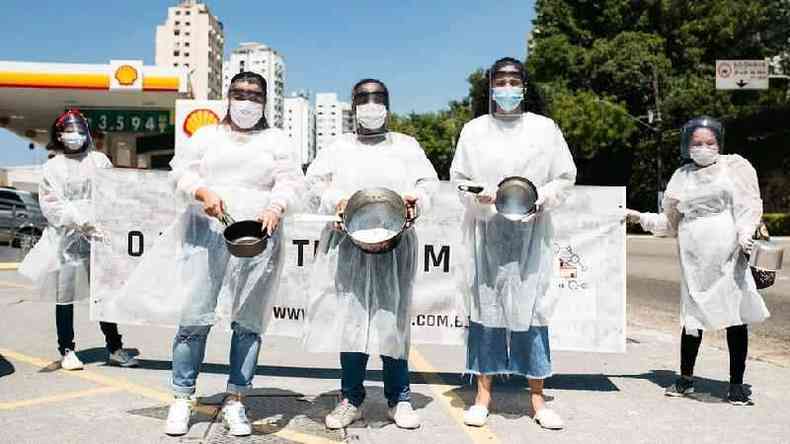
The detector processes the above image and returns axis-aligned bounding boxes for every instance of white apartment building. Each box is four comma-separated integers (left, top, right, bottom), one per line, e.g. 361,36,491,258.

315,93,352,152
223,42,286,128
284,94,316,167
155,0,224,100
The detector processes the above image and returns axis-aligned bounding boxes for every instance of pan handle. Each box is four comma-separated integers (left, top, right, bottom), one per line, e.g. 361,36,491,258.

458,184,484,194
405,201,420,227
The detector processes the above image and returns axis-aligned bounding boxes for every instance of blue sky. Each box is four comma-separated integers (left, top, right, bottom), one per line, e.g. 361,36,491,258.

0,0,535,165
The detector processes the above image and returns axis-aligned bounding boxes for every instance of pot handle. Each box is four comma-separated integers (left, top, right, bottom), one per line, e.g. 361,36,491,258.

405,201,420,227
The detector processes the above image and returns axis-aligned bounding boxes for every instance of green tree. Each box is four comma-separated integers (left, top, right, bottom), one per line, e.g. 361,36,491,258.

527,0,790,210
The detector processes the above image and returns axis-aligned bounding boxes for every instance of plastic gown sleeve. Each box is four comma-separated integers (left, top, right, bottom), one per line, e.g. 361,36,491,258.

38,153,112,228
404,142,440,213
536,124,577,211
638,167,683,237
268,139,306,213
169,129,210,201
450,127,497,220
728,155,763,240
305,149,346,213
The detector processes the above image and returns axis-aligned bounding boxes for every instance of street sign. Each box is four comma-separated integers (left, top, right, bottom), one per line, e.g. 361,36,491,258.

716,60,769,90
79,109,173,133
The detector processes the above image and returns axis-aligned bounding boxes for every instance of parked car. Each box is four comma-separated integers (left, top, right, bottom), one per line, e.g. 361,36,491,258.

0,186,47,248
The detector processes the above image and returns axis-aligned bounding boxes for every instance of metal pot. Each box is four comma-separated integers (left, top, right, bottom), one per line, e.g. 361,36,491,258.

341,187,417,254
495,176,539,221
218,211,269,258
748,240,784,272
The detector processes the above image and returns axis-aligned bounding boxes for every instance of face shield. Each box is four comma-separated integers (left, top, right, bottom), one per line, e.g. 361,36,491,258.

225,72,268,131
679,116,724,159
489,58,526,120
52,110,92,155
352,79,390,138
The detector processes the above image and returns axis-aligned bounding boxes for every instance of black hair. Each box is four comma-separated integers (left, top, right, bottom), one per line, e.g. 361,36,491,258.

352,78,390,109
222,71,269,130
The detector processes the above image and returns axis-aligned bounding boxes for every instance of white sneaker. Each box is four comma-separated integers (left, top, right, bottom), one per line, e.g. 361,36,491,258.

534,408,564,430
60,350,83,371
165,398,193,436
108,349,139,367
387,401,421,429
463,404,489,427
325,399,362,429
222,399,252,436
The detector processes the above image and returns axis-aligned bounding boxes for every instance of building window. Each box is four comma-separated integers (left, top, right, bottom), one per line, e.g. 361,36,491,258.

185,31,190,36
185,10,190,15
185,63,190,68
173,51,180,56
174,63,179,67
175,21,180,25
184,42,190,47
175,10,181,15
185,52,190,57
174,30,180,36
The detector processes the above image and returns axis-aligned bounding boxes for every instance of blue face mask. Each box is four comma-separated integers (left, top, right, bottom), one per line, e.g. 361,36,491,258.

492,86,523,113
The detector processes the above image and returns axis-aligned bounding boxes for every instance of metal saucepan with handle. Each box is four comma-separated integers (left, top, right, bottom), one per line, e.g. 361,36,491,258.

339,187,418,254
495,176,539,221
749,240,784,272
217,208,269,258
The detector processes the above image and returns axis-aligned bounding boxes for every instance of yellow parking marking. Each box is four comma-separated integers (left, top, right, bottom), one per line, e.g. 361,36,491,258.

0,263,20,271
0,347,341,443
0,280,33,290
410,347,501,444
0,386,122,411
254,423,341,444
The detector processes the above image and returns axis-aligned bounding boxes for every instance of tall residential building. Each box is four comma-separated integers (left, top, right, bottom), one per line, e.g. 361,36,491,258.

223,42,286,128
284,94,316,167
315,93,352,152
155,0,224,100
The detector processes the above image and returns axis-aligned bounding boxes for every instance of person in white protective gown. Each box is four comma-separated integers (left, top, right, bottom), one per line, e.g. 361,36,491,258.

450,58,576,430
163,72,305,437
627,116,768,406
303,79,439,430
18,109,139,370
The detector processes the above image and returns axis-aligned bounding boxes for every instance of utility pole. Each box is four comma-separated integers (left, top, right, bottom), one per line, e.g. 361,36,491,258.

652,65,663,212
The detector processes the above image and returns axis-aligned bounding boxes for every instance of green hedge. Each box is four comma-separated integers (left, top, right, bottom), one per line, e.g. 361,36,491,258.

626,213,790,236
764,213,790,236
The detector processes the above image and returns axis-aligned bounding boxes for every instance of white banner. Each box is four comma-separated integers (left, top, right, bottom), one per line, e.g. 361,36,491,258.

91,169,626,353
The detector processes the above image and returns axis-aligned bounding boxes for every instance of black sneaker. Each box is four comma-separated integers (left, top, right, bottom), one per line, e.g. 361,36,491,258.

727,384,753,406
665,377,694,397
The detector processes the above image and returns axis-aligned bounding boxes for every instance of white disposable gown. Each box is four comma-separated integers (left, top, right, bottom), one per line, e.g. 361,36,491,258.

639,154,769,331
303,132,439,359
450,113,577,331
121,124,304,333
19,151,111,303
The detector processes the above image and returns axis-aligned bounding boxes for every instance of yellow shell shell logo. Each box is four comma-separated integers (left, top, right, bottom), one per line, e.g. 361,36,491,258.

183,109,220,136
115,65,139,86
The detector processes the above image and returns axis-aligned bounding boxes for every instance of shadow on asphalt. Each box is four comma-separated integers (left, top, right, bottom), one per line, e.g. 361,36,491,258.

0,353,14,378
608,369,750,403
126,358,621,393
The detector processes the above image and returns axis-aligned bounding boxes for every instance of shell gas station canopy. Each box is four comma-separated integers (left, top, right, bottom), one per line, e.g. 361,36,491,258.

0,60,188,168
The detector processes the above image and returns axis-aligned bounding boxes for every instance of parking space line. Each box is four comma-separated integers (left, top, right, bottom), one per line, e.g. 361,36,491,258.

410,347,501,444
0,347,341,443
0,280,34,290
0,263,20,270
253,423,341,444
0,386,122,411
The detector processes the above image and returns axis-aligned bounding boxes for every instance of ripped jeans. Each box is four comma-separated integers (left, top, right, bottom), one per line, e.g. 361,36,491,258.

171,322,261,397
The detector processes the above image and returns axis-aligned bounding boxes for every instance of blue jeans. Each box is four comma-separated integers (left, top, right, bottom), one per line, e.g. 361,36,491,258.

341,352,410,408
171,322,261,396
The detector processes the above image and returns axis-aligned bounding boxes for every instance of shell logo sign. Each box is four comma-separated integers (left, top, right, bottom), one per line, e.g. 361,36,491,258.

183,108,220,137
114,65,138,86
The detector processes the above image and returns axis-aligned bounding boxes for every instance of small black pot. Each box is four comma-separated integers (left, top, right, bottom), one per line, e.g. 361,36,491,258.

223,220,269,257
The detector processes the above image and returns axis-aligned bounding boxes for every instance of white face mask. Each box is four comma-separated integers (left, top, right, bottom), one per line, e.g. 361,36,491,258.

59,132,87,151
689,144,719,166
356,103,388,130
229,100,263,129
